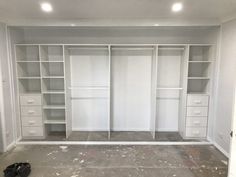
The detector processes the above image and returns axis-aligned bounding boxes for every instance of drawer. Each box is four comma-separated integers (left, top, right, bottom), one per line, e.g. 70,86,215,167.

187,107,208,117
187,95,209,107
21,116,43,127
186,117,208,127
186,127,207,138
22,126,44,137
20,95,42,106
21,106,42,116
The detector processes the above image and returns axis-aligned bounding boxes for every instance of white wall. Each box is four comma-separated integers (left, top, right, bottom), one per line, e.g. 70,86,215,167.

8,27,24,140
214,19,236,154
0,23,15,151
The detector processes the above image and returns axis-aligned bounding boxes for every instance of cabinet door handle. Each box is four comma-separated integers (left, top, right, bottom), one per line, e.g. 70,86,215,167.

28,120,35,125
193,121,200,125
29,131,36,135
193,131,200,135
28,110,35,114
27,99,35,104
194,100,202,104
194,111,201,115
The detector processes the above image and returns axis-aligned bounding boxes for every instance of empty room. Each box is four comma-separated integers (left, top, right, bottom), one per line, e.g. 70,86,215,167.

0,0,236,177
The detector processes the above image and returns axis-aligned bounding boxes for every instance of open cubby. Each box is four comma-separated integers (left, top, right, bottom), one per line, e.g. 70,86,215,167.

187,79,210,94
41,62,64,77
43,109,66,124
18,78,41,93
17,62,40,77
43,93,65,107
188,62,211,77
40,45,63,61
189,46,213,61
45,124,66,138
16,45,39,61
42,78,65,92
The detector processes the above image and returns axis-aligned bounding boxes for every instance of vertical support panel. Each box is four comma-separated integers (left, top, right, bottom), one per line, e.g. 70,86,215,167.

64,46,72,138
178,45,189,138
150,45,158,139
108,45,111,140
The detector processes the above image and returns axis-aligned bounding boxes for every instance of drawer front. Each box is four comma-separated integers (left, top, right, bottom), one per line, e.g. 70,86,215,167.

20,95,42,106
186,127,207,138
187,107,208,117
187,95,209,107
186,117,208,127
21,116,43,127
21,106,42,116
22,127,44,137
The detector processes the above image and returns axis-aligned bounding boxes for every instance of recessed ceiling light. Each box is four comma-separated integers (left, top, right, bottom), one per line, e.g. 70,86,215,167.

70,24,76,26
172,2,183,12
41,2,53,12
154,24,159,26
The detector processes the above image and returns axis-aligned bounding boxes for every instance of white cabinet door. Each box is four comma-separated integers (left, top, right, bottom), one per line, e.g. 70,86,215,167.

229,89,236,177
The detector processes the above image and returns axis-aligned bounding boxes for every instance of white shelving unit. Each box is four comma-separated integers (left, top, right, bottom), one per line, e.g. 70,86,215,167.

15,43,215,141
184,45,215,138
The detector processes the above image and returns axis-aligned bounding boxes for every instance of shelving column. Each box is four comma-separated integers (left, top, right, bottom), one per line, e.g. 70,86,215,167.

40,45,66,138
185,45,214,138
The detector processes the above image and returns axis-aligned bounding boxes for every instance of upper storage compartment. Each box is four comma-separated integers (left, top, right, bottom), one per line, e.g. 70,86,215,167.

40,45,63,61
16,45,39,61
189,45,214,62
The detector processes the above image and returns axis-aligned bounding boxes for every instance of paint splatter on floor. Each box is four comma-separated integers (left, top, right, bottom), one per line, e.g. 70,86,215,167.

0,145,228,177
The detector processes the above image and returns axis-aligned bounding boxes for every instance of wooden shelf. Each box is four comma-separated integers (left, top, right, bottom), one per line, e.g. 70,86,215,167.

188,61,212,63
44,120,66,124
18,77,41,79
188,77,210,80
156,87,183,90
43,106,66,109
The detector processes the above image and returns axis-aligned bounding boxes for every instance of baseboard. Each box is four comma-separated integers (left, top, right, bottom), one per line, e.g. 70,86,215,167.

208,137,229,158
5,141,16,152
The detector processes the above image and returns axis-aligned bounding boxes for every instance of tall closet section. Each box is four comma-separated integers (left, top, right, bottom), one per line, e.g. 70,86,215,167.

64,45,110,136
156,45,188,132
111,46,153,132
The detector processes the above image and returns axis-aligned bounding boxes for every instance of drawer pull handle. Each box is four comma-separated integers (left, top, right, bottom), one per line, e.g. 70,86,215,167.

28,120,35,125
194,100,202,104
27,99,35,104
194,111,201,115
193,121,200,125
28,110,35,114
29,131,36,135
193,131,200,135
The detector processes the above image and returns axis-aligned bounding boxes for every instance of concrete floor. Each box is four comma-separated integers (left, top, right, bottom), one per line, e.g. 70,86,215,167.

0,145,228,177
23,131,207,142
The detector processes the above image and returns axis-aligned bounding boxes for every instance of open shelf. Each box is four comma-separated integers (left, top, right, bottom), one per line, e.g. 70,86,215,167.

189,46,214,61
40,45,63,61
45,124,66,137
41,62,64,77
188,62,211,77
187,79,210,94
18,78,41,93
43,93,65,107
42,78,65,92
17,62,40,77
43,109,66,124
16,45,39,61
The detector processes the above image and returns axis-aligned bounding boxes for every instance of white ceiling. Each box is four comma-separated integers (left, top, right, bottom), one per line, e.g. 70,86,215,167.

0,0,236,26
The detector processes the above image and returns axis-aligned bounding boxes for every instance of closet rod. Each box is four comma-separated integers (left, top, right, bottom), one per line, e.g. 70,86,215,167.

67,47,108,50
158,47,185,51
156,88,183,90
111,47,154,51
68,86,109,90
71,97,108,100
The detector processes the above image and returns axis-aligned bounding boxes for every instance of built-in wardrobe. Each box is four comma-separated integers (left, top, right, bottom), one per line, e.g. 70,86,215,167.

14,39,215,141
